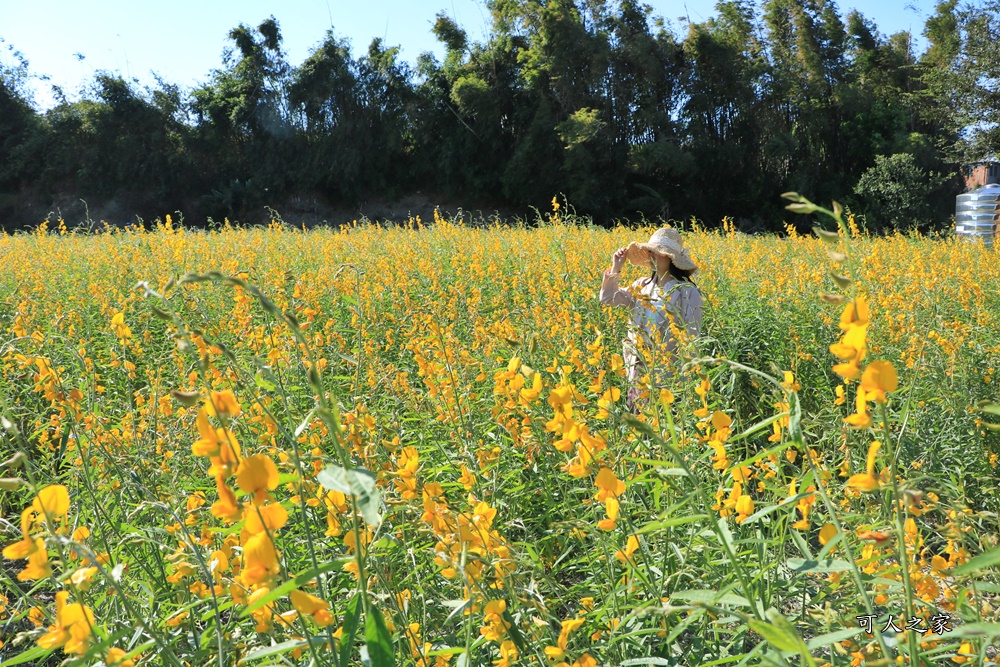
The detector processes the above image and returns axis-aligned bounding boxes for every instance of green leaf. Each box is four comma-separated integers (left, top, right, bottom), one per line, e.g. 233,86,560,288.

786,557,853,573
502,607,527,654
805,626,866,650
951,546,1000,576
620,659,675,666
947,621,1000,639
0,646,54,666
728,412,788,445
340,593,363,667
337,351,359,366
365,605,395,667
787,391,803,445
637,514,708,533
977,401,1000,417
749,609,809,657
254,369,277,391
317,464,382,528
239,638,309,663
669,589,751,607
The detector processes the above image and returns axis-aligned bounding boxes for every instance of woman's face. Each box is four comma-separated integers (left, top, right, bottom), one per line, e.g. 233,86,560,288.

651,253,671,276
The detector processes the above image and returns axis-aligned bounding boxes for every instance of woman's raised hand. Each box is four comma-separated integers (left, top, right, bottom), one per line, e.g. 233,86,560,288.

610,246,627,274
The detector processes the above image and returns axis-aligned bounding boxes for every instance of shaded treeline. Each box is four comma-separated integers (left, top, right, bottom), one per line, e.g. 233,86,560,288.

0,0,998,231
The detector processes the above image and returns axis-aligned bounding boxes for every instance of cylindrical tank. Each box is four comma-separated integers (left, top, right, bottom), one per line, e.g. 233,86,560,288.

956,183,1000,245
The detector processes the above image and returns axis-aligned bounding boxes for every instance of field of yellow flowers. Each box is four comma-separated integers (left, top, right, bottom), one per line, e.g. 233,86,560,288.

2,198,1000,667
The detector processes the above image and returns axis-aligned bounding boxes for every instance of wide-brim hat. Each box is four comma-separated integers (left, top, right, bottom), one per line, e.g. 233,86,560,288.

625,227,697,273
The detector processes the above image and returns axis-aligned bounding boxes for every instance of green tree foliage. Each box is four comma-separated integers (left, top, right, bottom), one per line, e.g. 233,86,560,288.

853,152,950,232
0,0,992,229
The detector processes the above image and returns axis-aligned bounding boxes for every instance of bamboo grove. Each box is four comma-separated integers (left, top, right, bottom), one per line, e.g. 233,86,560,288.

1,0,999,230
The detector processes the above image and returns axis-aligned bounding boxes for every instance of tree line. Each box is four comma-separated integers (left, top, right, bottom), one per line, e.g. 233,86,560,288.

0,0,998,232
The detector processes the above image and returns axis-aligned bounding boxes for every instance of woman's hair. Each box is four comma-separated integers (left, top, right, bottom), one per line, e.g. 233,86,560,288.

649,258,696,284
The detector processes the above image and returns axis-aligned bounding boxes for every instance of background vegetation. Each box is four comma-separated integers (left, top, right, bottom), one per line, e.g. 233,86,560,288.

1,0,999,231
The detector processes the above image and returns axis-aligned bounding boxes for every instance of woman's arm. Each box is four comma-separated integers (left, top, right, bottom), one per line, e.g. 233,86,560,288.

599,269,638,309
598,247,637,309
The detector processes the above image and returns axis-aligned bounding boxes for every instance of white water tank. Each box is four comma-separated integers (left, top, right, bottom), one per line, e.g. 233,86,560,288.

956,183,1000,245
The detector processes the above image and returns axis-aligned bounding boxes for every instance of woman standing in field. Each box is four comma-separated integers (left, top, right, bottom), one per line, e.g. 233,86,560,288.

599,227,703,413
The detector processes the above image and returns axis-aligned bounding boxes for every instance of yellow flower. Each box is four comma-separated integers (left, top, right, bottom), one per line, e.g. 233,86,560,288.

236,454,279,504
241,532,281,585
844,386,872,429
846,441,881,493
193,407,242,476
735,494,754,524
594,468,625,501
519,372,543,405
952,641,974,663
247,588,273,632
69,566,98,591
598,497,619,531
659,388,674,407
860,360,898,404
243,502,289,535
838,296,869,330
106,647,136,667
36,591,95,655
16,538,51,581
290,589,334,627
614,534,640,563
3,508,40,560
204,389,242,417
818,523,838,548
210,476,243,523
32,484,70,520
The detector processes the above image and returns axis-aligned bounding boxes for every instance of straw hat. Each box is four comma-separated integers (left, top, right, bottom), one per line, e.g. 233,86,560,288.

625,227,697,273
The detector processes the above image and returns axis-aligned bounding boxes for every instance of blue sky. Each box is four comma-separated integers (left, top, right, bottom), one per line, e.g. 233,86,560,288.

2,0,936,110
